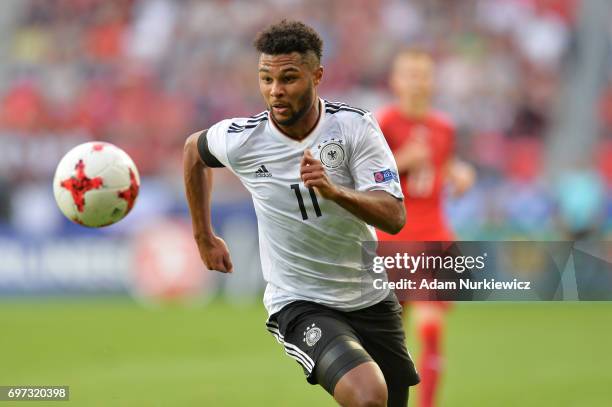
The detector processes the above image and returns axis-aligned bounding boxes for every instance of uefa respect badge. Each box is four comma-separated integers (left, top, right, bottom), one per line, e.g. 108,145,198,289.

373,169,399,183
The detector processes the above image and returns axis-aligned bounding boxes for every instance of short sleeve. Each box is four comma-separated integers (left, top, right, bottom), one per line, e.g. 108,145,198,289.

197,120,232,168
350,114,404,199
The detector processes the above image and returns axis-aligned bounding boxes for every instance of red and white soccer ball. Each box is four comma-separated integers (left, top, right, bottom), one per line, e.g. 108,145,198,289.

53,142,140,227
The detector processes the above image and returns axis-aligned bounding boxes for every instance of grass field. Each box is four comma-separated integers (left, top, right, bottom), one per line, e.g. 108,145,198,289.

1,299,611,407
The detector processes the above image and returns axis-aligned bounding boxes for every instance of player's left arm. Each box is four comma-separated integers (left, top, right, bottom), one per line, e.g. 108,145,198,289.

301,150,405,234
444,158,476,197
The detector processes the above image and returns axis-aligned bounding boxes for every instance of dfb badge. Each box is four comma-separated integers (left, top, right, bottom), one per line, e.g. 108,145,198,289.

303,323,322,347
317,138,345,169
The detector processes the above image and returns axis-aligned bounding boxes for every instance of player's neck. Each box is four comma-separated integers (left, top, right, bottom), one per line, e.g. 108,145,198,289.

398,99,430,120
274,98,321,141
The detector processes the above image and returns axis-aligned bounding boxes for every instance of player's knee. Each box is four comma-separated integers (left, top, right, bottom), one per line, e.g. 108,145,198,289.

353,381,388,407
337,376,387,407
333,361,388,407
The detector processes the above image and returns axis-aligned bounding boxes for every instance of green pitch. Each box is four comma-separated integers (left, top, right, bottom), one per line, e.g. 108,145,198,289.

0,299,611,406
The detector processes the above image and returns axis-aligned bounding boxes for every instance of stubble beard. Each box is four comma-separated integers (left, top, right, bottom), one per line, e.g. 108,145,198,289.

272,86,314,127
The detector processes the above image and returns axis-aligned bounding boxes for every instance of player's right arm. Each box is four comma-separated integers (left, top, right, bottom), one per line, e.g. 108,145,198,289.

376,111,429,174
183,130,234,273
393,137,430,173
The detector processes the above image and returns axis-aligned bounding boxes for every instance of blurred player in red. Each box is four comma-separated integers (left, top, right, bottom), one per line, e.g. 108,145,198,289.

376,50,475,407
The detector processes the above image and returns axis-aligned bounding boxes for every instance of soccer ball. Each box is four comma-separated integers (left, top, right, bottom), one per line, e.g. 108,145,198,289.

53,142,140,227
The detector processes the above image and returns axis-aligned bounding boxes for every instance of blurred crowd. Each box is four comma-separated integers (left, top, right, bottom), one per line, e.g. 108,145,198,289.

0,0,610,238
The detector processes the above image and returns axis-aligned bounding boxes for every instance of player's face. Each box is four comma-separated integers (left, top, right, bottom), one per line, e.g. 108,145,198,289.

390,54,434,104
258,52,322,126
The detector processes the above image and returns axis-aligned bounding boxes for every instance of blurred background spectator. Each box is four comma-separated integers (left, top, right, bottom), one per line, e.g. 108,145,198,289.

0,0,609,241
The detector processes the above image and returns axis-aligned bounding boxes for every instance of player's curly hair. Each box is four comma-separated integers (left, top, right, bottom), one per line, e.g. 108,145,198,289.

253,20,323,65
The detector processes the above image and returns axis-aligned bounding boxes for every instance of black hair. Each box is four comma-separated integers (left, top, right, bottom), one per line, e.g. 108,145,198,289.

253,20,323,65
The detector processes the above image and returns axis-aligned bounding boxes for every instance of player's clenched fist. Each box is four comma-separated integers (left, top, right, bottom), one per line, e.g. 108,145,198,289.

195,235,234,273
300,150,338,200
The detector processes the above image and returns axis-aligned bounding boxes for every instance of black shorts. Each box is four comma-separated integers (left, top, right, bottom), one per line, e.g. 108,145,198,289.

266,292,420,394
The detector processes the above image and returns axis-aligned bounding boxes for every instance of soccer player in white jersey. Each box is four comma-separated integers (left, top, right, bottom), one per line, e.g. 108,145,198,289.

184,20,419,407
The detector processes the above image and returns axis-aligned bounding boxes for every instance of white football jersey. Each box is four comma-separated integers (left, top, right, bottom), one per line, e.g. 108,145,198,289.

202,99,402,315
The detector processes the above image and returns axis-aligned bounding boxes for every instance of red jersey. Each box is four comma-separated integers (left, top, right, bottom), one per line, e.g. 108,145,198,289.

376,106,455,241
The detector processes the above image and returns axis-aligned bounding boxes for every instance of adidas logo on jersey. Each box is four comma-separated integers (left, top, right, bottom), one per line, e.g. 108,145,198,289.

255,165,272,178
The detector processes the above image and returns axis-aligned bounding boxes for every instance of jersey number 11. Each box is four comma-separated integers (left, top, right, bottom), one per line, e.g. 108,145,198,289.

290,184,322,220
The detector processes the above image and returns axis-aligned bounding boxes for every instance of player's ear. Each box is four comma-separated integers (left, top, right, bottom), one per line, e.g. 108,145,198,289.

313,65,323,86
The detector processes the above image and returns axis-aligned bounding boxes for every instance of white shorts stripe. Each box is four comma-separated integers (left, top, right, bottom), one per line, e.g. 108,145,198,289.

268,330,314,372
266,326,315,372
267,326,314,367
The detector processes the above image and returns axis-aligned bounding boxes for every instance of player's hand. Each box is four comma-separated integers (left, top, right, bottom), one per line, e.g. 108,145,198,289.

396,137,430,172
195,235,234,273
300,150,338,200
